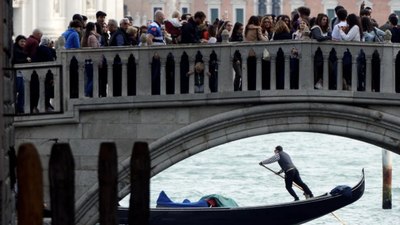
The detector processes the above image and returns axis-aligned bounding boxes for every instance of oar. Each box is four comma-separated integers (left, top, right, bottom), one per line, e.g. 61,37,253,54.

260,164,303,188
259,164,346,225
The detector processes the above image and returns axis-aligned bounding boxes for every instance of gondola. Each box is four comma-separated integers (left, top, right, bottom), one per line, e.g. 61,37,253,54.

118,169,365,225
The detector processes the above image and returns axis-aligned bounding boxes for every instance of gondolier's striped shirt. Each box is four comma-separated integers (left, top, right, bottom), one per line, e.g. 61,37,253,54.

261,151,296,173
261,153,280,164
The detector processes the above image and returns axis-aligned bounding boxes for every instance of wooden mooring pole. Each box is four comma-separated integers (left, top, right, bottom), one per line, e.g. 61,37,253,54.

382,149,392,209
15,141,154,224
49,143,75,225
129,142,150,225
98,143,118,225
17,144,43,225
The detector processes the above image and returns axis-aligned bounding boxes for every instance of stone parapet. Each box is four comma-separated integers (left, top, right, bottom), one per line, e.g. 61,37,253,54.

10,41,400,225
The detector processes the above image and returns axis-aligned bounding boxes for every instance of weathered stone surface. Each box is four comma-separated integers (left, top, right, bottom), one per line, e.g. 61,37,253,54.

10,42,400,225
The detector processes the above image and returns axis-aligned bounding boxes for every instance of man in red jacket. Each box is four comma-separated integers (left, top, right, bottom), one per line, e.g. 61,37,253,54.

24,28,43,59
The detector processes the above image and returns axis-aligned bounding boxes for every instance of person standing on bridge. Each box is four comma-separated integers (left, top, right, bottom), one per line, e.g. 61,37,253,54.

146,10,166,46
180,11,207,43
62,20,83,49
259,145,313,201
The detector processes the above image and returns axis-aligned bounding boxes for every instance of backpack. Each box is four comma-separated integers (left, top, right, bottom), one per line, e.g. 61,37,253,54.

373,28,382,42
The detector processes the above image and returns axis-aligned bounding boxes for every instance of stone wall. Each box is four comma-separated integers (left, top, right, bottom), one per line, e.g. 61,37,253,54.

1,0,15,224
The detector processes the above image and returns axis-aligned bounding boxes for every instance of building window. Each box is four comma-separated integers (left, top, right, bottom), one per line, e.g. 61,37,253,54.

236,8,244,24
327,9,335,20
153,7,162,20
182,7,188,14
210,8,219,22
391,0,400,25
322,0,338,20
290,0,304,12
259,0,266,16
272,0,281,16
153,7,162,14
395,11,400,24
231,0,246,23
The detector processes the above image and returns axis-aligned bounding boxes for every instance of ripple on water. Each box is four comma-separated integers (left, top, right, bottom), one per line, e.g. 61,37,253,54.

121,132,400,224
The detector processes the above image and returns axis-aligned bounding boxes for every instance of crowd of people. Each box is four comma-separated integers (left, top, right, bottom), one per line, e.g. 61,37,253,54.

10,3,400,112
12,3,400,62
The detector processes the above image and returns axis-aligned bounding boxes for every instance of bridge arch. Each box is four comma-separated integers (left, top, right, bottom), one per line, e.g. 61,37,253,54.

146,102,400,176
76,102,400,224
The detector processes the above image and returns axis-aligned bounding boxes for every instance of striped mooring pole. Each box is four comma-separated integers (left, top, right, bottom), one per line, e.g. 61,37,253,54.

382,149,392,209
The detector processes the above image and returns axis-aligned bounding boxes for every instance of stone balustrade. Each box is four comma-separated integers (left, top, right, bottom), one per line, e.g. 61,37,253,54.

12,40,400,115
11,40,400,225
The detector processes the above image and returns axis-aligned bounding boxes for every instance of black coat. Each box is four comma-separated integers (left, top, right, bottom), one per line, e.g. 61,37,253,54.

391,26,400,43
96,22,109,46
109,28,130,46
273,31,292,40
229,34,243,42
12,44,29,64
34,46,56,62
180,18,201,43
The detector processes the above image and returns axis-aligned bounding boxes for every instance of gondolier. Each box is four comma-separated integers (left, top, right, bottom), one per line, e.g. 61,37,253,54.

118,169,365,225
259,145,314,201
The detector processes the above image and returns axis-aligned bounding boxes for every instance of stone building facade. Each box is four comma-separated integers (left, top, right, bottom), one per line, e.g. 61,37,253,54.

124,0,399,28
11,0,400,40
12,0,124,40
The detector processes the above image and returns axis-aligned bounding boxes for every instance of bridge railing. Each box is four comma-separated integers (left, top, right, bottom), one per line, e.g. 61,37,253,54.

11,62,62,114
12,41,400,115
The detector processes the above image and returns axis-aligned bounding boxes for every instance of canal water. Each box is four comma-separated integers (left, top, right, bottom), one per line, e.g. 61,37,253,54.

120,132,400,224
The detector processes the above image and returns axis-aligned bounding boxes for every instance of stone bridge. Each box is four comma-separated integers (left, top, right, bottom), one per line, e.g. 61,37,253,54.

11,41,400,225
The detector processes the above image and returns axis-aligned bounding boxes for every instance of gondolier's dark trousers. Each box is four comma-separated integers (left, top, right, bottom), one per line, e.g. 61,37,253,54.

285,168,313,200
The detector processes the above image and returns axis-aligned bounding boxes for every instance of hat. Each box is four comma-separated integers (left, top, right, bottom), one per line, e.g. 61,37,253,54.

96,11,107,18
275,146,283,152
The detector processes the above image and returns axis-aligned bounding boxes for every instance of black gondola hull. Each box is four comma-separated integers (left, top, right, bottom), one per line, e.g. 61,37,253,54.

119,170,365,225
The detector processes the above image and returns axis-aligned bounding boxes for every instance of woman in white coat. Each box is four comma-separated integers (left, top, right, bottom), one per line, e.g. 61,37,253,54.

340,13,363,41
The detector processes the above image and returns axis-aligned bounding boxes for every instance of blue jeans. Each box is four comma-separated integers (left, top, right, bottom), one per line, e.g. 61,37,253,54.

16,71,24,113
85,59,93,97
